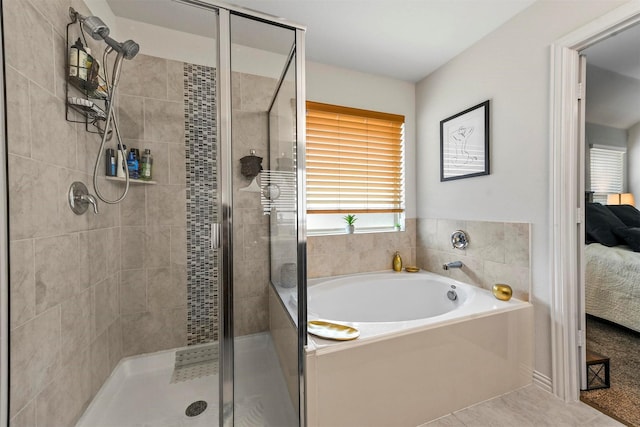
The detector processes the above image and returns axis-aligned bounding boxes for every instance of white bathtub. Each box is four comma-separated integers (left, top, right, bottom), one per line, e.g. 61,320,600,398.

289,271,527,347
272,270,534,426
308,271,477,323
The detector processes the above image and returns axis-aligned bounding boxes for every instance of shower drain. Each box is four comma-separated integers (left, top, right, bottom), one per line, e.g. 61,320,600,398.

185,400,208,417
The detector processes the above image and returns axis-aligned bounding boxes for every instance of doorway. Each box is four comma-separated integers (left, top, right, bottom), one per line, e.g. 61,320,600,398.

578,25,640,425
550,0,640,415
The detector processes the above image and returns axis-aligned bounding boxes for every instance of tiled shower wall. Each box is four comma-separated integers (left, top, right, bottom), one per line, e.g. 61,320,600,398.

116,60,278,348
116,53,189,357
5,0,122,425
232,72,279,336
5,0,279,423
416,218,531,301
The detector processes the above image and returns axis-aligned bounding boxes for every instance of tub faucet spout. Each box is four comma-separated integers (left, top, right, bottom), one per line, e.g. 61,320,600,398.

443,261,463,270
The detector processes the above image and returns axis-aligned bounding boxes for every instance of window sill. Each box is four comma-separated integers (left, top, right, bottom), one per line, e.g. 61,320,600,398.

307,226,403,237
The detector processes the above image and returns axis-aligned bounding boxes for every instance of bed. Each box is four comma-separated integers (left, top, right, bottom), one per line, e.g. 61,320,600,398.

585,202,640,333
585,242,640,333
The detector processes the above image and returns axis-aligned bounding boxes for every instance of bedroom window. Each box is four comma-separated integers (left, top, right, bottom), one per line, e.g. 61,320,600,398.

306,101,405,233
590,145,625,204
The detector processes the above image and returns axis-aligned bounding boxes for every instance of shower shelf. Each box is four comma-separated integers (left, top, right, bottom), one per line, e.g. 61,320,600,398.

106,176,157,185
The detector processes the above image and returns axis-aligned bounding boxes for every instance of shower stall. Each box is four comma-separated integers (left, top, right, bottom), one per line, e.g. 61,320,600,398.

1,0,306,426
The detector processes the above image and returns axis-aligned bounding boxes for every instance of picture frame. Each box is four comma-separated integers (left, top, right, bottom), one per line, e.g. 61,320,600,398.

440,100,490,181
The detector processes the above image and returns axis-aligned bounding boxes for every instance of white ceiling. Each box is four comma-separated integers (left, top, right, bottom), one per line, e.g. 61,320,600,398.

106,0,535,82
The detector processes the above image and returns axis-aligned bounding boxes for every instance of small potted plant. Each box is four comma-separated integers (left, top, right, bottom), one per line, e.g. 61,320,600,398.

343,214,357,234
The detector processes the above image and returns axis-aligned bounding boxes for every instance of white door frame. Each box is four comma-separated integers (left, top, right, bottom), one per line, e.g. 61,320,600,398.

550,0,640,402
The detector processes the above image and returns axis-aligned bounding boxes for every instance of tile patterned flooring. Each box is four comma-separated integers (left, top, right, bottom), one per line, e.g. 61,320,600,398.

420,385,624,427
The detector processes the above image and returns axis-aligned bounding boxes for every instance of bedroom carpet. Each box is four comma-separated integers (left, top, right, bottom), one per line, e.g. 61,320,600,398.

581,316,640,426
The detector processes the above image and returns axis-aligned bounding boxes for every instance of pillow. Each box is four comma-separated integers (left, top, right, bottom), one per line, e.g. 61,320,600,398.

606,204,640,227
585,203,626,246
613,227,640,252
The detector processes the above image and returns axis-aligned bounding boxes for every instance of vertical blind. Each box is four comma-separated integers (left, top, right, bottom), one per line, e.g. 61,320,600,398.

590,146,625,194
306,101,405,214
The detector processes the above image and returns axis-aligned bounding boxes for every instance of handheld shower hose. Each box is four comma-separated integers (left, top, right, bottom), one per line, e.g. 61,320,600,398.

92,49,130,204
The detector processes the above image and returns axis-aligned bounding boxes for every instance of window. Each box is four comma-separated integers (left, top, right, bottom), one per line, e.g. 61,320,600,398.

589,144,625,204
306,101,405,232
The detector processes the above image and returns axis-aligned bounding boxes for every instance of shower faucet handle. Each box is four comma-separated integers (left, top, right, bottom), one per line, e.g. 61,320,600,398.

68,181,99,215
80,193,99,214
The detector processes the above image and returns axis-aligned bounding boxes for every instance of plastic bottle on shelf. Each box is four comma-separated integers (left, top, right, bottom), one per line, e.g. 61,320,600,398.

116,144,127,178
140,149,153,181
127,149,139,179
105,148,116,177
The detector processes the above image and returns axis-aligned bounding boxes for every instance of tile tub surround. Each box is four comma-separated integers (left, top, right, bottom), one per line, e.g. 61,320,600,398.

307,218,417,278
269,285,299,410
416,218,531,301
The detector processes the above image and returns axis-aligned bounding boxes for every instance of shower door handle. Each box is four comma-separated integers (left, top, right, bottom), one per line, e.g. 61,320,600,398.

211,223,220,249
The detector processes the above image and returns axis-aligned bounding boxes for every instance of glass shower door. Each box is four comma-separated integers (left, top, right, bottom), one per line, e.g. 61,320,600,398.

228,11,303,427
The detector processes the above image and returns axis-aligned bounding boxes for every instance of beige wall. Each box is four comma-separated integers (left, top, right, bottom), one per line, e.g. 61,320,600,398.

415,0,626,380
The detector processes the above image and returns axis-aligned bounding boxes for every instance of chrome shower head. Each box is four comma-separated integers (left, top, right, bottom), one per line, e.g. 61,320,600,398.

69,7,110,40
82,15,110,40
104,37,139,60
69,8,139,61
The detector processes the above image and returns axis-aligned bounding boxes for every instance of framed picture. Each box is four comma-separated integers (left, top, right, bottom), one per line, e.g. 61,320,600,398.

440,100,490,181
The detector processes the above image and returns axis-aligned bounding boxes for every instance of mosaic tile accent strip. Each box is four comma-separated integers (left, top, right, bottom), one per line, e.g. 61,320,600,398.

184,63,218,344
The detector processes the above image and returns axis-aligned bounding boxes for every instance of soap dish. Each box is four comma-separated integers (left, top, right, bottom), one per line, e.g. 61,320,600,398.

405,266,420,273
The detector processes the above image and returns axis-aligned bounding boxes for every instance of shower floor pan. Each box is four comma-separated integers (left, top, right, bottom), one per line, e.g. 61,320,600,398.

76,332,296,427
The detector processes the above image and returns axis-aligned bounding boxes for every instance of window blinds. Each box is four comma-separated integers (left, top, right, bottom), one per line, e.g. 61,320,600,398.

590,146,624,194
306,101,405,214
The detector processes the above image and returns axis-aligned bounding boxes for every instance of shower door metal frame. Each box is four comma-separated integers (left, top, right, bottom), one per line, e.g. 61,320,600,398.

217,7,235,427
294,27,308,427
0,6,9,425
175,1,307,425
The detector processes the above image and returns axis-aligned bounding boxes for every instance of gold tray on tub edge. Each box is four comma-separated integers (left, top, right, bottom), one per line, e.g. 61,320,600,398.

308,320,360,341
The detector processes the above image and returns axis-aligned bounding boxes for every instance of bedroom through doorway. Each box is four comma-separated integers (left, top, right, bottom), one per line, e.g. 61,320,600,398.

581,22,640,426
